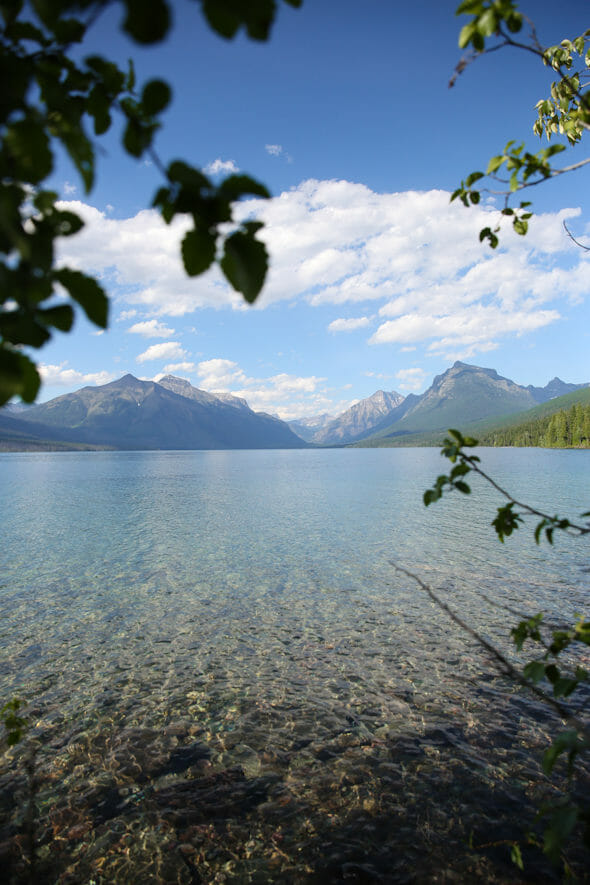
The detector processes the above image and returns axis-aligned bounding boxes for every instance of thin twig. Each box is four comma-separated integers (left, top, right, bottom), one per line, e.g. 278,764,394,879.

463,455,590,536
390,562,589,736
563,220,590,251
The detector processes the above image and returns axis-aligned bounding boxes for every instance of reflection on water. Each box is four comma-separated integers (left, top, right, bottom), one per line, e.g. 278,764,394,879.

0,448,589,882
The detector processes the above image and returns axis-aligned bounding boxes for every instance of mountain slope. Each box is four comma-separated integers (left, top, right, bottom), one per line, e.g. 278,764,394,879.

477,391,590,447
311,390,405,445
157,375,250,410
526,377,589,403
4,375,306,450
359,381,590,448
371,362,538,439
288,413,334,443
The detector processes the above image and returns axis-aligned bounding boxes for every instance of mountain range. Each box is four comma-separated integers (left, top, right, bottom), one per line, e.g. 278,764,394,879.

0,374,305,450
0,362,588,451
288,362,588,446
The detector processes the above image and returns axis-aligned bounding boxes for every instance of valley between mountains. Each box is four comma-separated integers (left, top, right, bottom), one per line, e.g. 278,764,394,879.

1,361,588,451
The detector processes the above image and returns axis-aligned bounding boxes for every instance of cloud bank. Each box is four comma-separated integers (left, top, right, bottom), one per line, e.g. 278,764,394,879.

56,179,587,363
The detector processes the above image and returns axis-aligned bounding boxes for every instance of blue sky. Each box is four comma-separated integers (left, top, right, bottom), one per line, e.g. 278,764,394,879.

38,0,590,418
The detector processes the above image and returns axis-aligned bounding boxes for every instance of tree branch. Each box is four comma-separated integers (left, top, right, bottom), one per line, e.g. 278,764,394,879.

563,220,590,251
390,561,590,735
461,455,590,537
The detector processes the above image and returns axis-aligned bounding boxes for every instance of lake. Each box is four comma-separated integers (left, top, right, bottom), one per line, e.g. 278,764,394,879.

1,447,589,882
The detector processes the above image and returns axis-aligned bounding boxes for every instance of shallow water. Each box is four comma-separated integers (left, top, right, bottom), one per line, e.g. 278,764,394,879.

1,447,589,882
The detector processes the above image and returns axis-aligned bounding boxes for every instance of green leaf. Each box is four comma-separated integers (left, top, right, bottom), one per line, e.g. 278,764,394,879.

523,660,546,683
220,229,268,303
553,677,579,698
510,843,523,871
4,20,46,44
218,174,270,202
167,160,210,192
54,210,84,237
0,348,41,405
478,8,497,37
85,55,125,94
5,118,53,184
458,22,476,49
455,1,484,15
1,1,25,28
465,171,484,187
505,12,522,34
122,0,170,44
38,304,74,332
141,79,172,115
181,227,216,276
87,85,113,136
126,57,136,92
123,117,156,157
543,804,578,864
543,730,583,775
52,17,85,44
53,268,108,328
492,502,523,542
486,155,505,174
58,125,94,192
201,0,277,42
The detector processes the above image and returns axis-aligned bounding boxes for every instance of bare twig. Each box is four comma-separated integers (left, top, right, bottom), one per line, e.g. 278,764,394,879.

563,220,590,251
390,561,590,736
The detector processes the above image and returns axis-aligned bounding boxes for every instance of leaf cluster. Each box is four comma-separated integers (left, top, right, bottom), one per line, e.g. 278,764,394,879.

424,430,590,866
534,32,590,145
456,0,522,53
424,427,590,544
1,697,26,747
423,429,479,505
511,614,590,863
1,0,301,405
452,3,590,248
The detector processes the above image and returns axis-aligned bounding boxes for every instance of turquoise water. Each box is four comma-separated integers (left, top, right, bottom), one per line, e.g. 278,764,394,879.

1,448,589,882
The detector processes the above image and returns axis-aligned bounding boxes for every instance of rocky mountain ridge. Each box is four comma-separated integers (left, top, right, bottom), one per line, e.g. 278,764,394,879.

1,363,588,451
0,374,305,450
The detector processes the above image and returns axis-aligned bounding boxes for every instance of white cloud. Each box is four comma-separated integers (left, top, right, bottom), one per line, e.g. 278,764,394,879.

117,309,138,321
63,181,77,195
128,319,175,338
204,158,239,175
56,201,243,316
136,342,186,363
39,363,116,389
265,144,293,163
55,181,587,357
197,358,248,390
395,367,428,391
370,305,560,358
196,358,330,420
161,361,196,375
328,316,371,333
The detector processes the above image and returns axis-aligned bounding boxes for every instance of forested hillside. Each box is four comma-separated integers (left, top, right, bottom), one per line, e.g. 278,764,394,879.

480,400,590,448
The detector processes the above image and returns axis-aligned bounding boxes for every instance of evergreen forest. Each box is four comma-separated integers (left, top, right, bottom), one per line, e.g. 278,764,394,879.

480,401,590,448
